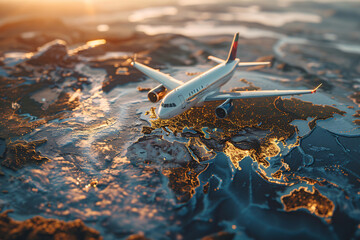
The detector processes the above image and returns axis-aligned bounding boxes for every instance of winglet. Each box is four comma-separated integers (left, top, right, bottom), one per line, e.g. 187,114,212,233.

312,83,322,93
130,54,137,66
226,32,239,63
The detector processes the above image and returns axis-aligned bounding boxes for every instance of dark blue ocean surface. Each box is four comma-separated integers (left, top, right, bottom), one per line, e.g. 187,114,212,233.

0,0,360,239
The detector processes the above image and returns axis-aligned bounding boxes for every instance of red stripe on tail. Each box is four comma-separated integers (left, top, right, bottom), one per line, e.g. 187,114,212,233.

226,33,239,63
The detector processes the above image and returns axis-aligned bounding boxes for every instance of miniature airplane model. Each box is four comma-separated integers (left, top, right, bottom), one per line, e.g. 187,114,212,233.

131,33,321,119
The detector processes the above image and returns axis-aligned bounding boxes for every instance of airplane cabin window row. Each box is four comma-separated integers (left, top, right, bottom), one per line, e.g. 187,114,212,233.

188,85,204,96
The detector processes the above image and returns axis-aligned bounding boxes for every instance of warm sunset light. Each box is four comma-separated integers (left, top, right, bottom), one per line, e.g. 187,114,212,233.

0,0,359,239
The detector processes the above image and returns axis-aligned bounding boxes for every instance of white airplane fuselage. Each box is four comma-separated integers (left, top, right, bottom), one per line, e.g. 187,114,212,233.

158,59,239,119
132,32,319,119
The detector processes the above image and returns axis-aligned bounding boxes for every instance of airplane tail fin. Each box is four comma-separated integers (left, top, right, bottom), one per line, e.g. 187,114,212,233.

226,32,239,63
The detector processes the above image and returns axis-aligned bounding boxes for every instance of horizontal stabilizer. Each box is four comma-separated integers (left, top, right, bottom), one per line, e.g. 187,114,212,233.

208,56,225,64
209,56,271,67
238,62,271,67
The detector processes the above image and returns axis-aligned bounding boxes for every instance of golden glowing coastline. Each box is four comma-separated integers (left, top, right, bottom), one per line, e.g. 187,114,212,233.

146,96,345,169
281,187,335,218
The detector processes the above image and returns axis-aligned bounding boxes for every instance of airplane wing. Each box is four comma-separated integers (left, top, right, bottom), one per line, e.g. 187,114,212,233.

131,61,183,90
204,85,322,101
208,56,270,67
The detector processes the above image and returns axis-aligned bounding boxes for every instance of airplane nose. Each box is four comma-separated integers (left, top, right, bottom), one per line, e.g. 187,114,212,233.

158,109,166,119
158,109,169,119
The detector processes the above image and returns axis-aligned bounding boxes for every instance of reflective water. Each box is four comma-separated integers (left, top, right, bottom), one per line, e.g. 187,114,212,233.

0,0,360,239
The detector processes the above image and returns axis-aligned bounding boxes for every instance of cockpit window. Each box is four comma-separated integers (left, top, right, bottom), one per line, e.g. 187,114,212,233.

161,102,176,108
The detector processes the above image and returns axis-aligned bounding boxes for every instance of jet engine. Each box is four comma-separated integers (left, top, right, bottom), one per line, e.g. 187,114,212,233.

215,99,234,119
148,84,167,103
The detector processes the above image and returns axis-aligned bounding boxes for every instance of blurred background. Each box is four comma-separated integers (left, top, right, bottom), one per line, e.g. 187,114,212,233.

1,1,360,240
1,0,359,50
